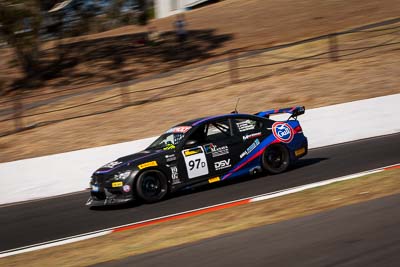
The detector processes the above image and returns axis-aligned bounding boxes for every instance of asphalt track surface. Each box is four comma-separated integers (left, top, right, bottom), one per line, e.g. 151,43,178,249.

1,133,400,252
98,193,400,267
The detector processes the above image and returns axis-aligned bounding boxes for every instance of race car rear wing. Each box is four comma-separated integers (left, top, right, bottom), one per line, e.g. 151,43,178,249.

255,106,305,119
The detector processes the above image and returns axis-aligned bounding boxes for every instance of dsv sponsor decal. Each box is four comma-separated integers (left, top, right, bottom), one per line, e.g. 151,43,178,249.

272,122,294,143
214,159,231,171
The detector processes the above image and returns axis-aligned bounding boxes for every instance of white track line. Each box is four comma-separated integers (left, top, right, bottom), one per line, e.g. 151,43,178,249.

1,163,398,258
250,170,383,202
0,231,112,258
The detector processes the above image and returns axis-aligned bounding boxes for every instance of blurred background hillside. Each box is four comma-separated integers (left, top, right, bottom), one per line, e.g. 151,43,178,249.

0,0,399,162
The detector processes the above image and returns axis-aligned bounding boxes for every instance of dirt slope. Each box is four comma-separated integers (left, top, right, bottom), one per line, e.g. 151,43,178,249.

0,0,399,162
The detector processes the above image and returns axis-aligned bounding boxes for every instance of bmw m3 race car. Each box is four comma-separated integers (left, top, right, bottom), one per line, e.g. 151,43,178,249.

86,106,308,207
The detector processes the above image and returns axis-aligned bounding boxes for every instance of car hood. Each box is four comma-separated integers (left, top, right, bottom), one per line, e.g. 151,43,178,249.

94,149,164,175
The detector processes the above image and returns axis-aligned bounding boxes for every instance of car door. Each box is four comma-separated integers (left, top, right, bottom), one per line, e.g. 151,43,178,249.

178,118,243,184
232,117,268,158
178,124,211,184
200,118,244,178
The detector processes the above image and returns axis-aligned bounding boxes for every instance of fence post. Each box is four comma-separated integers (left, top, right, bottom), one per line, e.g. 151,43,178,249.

329,34,339,62
13,91,23,132
229,49,240,84
120,83,130,107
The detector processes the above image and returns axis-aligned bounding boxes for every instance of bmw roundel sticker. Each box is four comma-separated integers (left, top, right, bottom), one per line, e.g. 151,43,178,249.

272,122,294,143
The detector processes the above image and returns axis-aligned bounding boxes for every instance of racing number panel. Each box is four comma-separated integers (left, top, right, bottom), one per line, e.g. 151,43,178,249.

181,146,209,179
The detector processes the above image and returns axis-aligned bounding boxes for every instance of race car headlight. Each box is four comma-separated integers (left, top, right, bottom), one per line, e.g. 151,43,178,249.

113,170,132,181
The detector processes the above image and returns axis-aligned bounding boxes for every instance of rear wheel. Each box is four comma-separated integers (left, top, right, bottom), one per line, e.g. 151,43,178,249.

262,144,290,174
136,170,168,203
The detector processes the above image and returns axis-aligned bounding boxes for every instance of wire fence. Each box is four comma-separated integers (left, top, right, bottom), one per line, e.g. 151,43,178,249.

1,18,400,137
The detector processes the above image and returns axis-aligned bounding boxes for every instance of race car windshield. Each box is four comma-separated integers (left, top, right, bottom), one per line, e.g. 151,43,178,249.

147,133,185,150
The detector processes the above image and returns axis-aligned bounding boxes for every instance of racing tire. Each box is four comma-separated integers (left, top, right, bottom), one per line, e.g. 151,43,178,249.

262,144,290,174
136,170,168,203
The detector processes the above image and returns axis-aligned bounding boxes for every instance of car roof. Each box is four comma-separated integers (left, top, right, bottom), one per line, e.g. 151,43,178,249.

174,113,261,127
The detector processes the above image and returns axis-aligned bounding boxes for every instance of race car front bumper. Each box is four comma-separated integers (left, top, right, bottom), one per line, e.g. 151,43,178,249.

86,187,134,207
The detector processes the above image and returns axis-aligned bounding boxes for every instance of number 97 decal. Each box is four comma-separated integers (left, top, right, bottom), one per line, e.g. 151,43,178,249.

182,147,209,179
188,159,206,170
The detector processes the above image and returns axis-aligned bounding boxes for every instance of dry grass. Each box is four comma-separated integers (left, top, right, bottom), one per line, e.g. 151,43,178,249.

1,168,399,267
0,37,399,162
1,0,400,162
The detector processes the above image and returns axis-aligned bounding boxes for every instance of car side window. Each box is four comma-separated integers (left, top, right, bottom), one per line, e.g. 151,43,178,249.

184,125,207,146
206,119,232,142
235,118,262,133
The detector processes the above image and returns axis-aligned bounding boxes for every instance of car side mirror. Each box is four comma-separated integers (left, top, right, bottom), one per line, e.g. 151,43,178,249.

185,139,198,148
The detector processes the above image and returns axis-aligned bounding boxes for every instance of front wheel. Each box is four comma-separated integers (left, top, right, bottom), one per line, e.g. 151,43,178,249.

262,144,290,174
136,170,168,203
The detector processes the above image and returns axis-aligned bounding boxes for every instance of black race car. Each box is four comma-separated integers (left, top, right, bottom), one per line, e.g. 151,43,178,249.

86,106,308,207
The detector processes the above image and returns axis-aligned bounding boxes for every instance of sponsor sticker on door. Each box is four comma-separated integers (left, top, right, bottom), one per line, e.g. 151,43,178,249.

184,148,203,156
203,144,229,157
243,132,262,140
240,139,260,158
214,159,231,171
